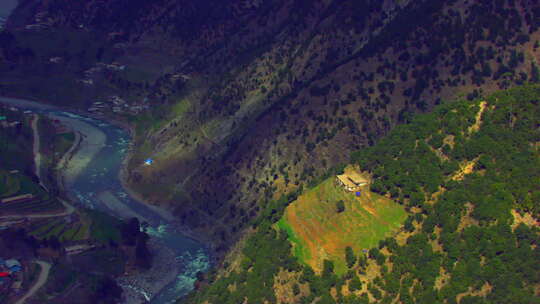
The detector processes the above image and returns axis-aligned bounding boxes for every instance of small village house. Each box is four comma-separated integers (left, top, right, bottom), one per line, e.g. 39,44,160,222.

336,167,369,192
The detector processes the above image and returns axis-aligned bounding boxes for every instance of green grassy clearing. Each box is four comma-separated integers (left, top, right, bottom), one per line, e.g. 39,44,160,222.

279,178,407,274
276,217,311,263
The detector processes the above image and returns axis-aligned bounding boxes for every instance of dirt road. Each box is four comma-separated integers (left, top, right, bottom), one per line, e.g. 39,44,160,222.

14,260,51,304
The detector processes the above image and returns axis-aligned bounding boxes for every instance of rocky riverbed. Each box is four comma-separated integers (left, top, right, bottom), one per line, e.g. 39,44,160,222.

118,238,181,304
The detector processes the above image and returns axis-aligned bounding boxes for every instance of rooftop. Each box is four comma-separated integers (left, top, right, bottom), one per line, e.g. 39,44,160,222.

336,167,369,190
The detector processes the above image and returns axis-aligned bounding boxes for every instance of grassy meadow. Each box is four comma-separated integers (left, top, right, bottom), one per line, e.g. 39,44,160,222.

278,177,407,274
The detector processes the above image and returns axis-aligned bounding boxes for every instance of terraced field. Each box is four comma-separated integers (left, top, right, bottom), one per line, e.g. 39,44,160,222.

0,171,63,215
0,197,64,215
278,178,407,274
29,218,89,242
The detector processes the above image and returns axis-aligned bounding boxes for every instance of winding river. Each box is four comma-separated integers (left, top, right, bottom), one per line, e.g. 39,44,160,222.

0,97,209,304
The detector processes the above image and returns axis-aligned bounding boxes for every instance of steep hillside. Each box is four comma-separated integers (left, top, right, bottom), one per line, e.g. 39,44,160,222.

128,0,540,253
183,85,540,304
1,0,540,254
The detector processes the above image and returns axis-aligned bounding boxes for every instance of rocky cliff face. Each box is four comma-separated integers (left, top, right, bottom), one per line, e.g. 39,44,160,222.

3,0,540,253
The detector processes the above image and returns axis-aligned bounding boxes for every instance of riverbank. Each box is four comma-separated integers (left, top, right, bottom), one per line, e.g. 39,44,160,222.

118,238,181,304
30,114,45,191
50,112,203,303
119,158,218,266
49,113,108,188
1,95,213,303
55,130,82,198
0,96,211,239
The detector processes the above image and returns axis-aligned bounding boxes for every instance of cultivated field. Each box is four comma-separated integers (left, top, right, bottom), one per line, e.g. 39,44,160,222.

29,217,90,242
278,178,407,274
0,172,63,216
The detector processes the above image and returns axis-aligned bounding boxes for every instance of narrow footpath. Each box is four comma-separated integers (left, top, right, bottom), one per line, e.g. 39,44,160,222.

14,261,51,304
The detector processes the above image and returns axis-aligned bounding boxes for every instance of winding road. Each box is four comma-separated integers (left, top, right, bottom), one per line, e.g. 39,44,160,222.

14,261,51,304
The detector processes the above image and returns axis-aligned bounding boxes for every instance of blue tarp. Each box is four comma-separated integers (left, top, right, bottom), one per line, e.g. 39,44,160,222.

144,158,153,165
9,265,21,273
355,191,361,196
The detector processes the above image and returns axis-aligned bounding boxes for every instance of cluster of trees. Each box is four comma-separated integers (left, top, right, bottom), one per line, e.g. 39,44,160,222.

352,85,540,215
178,0,539,248
120,217,152,269
349,85,540,303
0,107,34,175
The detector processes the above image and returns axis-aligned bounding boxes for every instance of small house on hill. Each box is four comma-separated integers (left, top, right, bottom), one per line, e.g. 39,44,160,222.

336,167,369,192
5,260,20,268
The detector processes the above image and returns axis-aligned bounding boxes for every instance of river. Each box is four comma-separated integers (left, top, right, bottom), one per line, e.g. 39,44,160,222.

0,97,209,304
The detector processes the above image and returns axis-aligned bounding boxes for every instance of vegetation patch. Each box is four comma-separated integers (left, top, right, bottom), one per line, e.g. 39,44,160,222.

87,210,121,243
279,178,407,274
186,85,540,304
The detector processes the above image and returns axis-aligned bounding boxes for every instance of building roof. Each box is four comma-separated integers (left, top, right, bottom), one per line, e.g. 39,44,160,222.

337,170,368,188
5,260,21,268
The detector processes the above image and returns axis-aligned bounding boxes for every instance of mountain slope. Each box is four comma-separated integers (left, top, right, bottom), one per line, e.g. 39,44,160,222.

125,0,540,253
183,84,540,304
1,0,539,254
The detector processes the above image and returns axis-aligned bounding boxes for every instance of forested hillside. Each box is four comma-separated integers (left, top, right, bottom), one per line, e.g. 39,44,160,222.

182,85,540,304
1,0,539,255
122,0,540,253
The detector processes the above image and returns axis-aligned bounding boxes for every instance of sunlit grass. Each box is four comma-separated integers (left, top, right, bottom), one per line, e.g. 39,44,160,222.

279,178,407,274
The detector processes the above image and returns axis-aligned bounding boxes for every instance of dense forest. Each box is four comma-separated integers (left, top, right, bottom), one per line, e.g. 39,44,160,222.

182,85,540,304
